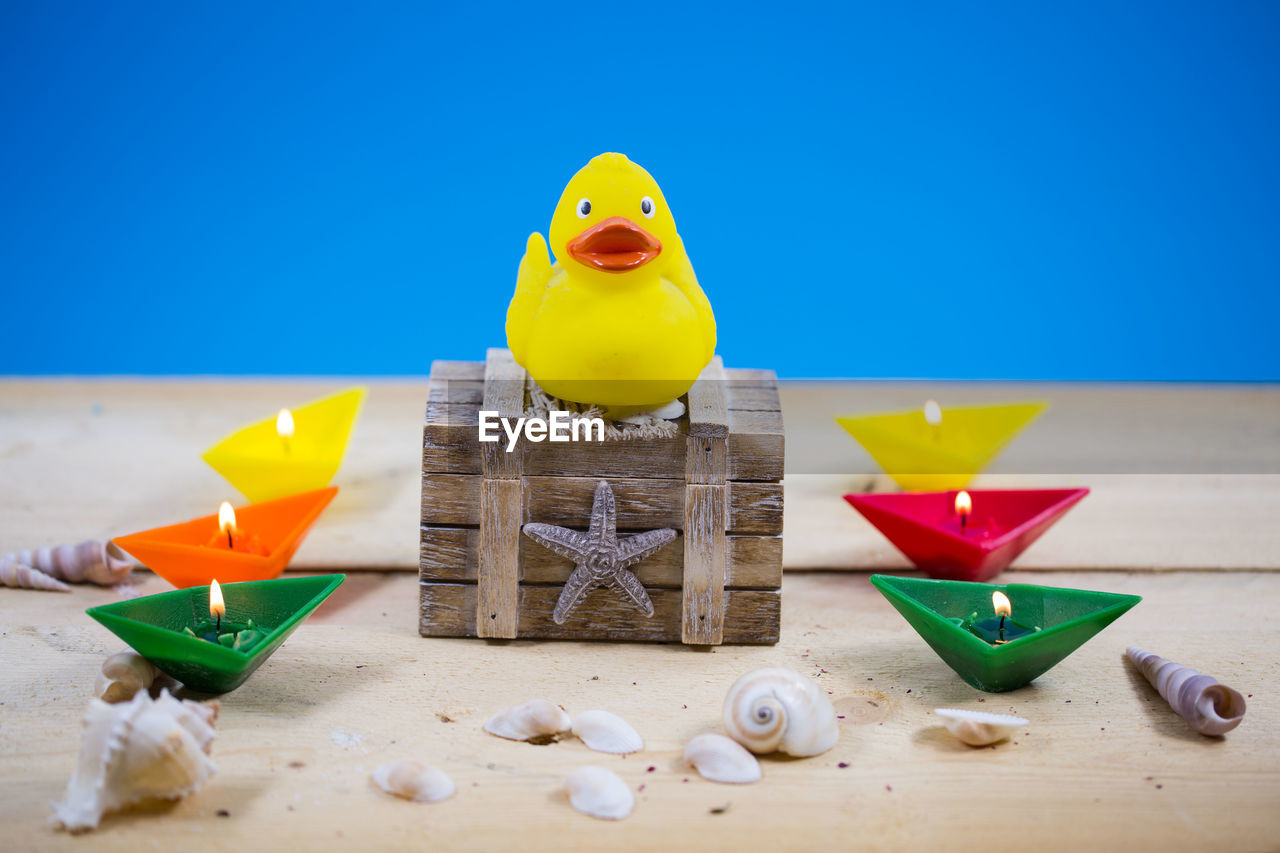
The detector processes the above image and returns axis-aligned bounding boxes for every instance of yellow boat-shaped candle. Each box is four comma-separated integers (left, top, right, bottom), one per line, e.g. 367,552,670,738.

202,387,365,502
836,400,1046,491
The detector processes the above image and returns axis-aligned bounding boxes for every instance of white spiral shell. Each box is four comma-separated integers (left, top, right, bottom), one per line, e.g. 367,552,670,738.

1127,646,1246,736
2,540,133,586
51,689,219,832
0,560,71,592
722,667,839,757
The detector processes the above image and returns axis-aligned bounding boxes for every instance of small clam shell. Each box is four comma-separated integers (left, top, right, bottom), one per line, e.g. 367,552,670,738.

935,708,1028,746
683,733,761,784
371,760,455,803
722,667,839,757
564,766,633,820
483,699,571,742
95,651,159,704
571,710,643,754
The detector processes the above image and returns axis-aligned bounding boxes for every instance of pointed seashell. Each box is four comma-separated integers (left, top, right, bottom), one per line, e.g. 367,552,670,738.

1127,647,1246,736
51,689,219,832
571,709,643,754
683,733,761,784
0,560,71,592
564,766,633,820
935,708,1028,746
95,652,160,704
2,540,133,586
483,699,572,742
371,760,455,803
722,667,839,757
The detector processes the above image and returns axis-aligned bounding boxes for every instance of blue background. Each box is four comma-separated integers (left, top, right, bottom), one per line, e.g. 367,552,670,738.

2,2,1277,379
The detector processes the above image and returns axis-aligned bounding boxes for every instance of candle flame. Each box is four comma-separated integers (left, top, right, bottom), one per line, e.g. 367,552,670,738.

218,501,237,535
276,408,295,441
955,490,972,517
992,590,1012,618
924,400,942,426
209,579,226,619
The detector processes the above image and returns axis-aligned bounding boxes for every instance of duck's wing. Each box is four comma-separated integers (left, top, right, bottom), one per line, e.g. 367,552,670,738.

662,234,717,364
506,232,556,363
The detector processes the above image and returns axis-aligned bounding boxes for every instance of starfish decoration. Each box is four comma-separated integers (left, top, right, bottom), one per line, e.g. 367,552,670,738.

522,480,677,625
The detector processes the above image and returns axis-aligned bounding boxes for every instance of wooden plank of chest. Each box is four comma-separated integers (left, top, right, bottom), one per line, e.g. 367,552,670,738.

419,581,779,643
421,473,782,535
423,377,783,482
420,525,781,588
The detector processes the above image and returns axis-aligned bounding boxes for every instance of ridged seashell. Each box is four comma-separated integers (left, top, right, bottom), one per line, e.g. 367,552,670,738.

51,689,219,832
935,708,1028,746
683,733,761,784
564,766,633,820
2,540,133,586
722,667,839,757
483,699,572,742
1127,647,1246,736
0,560,71,592
371,760,455,803
571,710,643,754
95,652,160,704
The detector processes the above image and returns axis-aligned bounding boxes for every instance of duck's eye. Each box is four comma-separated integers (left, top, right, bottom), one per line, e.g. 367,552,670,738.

576,198,591,219
640,196,656,218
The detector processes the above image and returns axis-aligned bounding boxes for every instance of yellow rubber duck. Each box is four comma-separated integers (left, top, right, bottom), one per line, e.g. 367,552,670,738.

506,153,716,414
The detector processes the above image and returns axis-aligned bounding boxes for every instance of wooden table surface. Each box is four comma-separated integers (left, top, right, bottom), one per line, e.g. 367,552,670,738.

1,379,1278,851
2,379,1277,571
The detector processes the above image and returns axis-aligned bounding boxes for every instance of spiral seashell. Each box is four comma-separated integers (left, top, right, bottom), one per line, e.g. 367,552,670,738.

722,667,839,757
935,708,1028,746
1127,646,1246,736
0,560,71,592
95,652,160,704
483,699,572,742
683,733,761,784
571,710,643,755
51,689,219,832
564,766,633,820
2,540,133,586
371,760,455,803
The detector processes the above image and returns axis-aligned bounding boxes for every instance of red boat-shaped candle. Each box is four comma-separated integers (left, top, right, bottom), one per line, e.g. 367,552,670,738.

844,488,1089,582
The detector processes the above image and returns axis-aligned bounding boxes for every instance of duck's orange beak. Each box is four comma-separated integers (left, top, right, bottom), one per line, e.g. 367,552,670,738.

567,216,662,273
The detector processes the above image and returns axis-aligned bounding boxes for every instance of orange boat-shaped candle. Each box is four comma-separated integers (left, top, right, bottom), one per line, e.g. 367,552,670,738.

113,487,337,588
836,400,1046,491
206,502,269,555
202,387,365,502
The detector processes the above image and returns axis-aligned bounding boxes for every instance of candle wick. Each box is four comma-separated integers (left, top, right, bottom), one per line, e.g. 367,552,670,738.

216,613,221,633
227,528,233,549
998,612,1006,641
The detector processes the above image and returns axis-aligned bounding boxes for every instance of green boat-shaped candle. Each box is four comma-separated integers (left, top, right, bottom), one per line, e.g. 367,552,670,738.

870,574,1140,692
86,575,345,694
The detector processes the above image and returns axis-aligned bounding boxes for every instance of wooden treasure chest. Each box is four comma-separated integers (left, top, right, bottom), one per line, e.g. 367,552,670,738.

419,348,783,644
